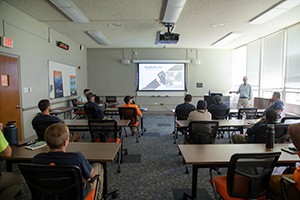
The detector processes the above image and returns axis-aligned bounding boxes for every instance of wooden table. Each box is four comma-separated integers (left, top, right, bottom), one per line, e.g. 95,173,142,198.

7,142,120,200
50,106,77,119
178,143,300,200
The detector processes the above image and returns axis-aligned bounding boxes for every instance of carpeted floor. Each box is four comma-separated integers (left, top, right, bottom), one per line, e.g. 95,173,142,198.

1,114,288,200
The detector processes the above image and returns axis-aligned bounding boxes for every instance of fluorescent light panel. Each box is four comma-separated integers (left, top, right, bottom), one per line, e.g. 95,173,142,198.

163,0,187,24
212,32,242,47
87,31,111,46
49,0,89,23
250,0,300,24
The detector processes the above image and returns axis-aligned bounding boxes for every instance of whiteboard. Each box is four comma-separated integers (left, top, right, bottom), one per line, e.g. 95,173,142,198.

48,60,77,99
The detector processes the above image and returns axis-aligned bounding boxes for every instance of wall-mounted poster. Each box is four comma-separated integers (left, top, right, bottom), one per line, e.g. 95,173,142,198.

54,71,63,98
70,75,77,96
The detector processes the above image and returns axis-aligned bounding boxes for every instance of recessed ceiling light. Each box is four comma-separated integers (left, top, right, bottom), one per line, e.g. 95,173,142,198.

210,23,225,28
108,23,123,27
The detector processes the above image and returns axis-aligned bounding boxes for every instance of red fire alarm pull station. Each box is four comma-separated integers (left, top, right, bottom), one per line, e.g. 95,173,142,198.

78,66,81,70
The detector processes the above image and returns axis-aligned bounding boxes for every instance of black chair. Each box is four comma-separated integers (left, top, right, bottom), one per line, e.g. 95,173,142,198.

106,96,117,108
281,116,300,123
84,105,101,119
88,119,124,173
32,120,60,141
118,107,140,143
238,108,258,119
209,152,281,200
71,99,85,119
209,108,230,139
280,175,300,200
173,106,196,144
184,121,219,173
18,163,101,200
255,123,289,143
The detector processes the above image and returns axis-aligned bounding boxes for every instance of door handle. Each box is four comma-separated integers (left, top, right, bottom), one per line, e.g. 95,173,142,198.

17,105,22,109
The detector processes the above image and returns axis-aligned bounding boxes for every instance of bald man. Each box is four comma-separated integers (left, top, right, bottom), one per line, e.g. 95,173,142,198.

268,123,300,200
230,76,252,108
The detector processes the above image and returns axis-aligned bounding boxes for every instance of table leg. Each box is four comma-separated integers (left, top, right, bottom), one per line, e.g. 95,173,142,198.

191,165,198,199
141,115,144,136
6,160,13,172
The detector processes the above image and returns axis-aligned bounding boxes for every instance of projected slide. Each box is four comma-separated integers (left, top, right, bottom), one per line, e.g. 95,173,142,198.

138,63,185,91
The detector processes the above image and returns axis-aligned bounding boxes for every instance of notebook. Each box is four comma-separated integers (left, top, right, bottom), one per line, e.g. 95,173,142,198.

25,141,47,150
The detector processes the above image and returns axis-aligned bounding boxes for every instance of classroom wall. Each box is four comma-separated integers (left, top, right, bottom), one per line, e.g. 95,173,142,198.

0,1,88,139
87,48,233,112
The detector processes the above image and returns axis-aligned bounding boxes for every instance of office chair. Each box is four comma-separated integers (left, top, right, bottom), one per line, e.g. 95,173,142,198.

280,175,300,200
18,163,101,200
184,121,219,174
84,105,102,120
173,106,196,144
71,99,86,119
255,123,289,143
237,108,258,119
88,119,124,173
209,152,281,200
209,108,230,139
281,116,300,123
32,120,62,141
118,107,140,143
106,96,117,108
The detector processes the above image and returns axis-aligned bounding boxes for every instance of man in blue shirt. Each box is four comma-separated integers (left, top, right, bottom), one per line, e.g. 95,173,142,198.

208,95,228,113
84,93,109,120
230,76,252,109
175,94,196,120
263,92,284,119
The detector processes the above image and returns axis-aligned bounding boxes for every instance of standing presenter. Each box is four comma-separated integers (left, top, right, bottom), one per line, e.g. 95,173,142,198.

230,76,252,108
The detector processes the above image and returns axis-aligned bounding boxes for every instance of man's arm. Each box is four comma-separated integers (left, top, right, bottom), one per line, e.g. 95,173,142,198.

0,145,12,158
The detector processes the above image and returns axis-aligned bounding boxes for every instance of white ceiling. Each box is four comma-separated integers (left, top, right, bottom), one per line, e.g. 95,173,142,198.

4,0,300,49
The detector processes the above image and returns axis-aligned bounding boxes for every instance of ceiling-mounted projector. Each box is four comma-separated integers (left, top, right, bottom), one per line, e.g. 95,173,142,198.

158,32,180,45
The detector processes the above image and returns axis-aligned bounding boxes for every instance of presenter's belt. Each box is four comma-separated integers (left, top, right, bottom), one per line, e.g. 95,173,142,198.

240,97,249,99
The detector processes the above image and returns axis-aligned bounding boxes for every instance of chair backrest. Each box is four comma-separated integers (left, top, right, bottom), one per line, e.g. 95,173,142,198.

187,121,219,144
118,107,137,125
32,120,60,141
94,96,100,104
175,106,196,120
209,108,230,120
227,152,281,199
88,119,118,142
84,105,100,119
71,99,78,107
238,108,258,119
106,96,117,103
255,123,289,143
281,116,300,124
18,163,84,200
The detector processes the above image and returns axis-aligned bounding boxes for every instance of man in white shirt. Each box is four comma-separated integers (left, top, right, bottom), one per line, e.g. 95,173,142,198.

230,76,252,108
77,89,90,111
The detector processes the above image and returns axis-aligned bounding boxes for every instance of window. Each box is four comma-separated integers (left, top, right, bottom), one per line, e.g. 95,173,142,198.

232,46,247,88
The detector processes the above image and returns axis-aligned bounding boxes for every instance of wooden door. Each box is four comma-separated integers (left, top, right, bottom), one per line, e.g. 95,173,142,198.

0,54,22,140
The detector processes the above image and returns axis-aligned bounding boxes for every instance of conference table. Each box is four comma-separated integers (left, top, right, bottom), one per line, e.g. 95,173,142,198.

50,106,77,119
178,143,300,200
6,142,121,200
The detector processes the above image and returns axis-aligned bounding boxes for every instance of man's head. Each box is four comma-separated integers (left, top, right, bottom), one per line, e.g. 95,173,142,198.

83,89,90,96
197,100,207,110
45,123,69,150
86,93,94,102
38,99,50,112
124,95,133,104
265,109,278,122
289,123,300,150
213,95,222,104
271,92,281,101
243,76,248,84
184,94,192,103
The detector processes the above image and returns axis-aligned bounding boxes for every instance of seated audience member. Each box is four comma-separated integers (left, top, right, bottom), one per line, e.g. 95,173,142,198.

77,89,90,111
84,93,109,120
121,95,142,136
175,94,196,120
268,123,300,200
32,123,103,200
208,95,228,113
0,130,25,200
32,99,81,142
263,92,284,119
232,109,278,144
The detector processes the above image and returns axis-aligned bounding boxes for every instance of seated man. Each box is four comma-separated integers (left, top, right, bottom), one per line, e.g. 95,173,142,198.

208,94,228,113
121,96,142,136
32,123,103,200
175,94,196,120
77,89,90,112
263,92,284,119
32,99,80,142
232,109,278,143
0,130,25,200
268,123,300,200
84,93,108,120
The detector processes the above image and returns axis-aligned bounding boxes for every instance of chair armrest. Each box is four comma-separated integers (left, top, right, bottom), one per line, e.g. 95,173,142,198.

209,167,222,200
69,132,74,142
281,176,297,185
89,174,100,183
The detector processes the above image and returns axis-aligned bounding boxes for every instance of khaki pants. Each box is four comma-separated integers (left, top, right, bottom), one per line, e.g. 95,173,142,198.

129,114,143,134
69,132,81,142
237,98,250,109
88,163,104,200
231,134,247,144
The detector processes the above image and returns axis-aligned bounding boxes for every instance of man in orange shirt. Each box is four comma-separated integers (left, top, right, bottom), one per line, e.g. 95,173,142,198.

121,96,142,136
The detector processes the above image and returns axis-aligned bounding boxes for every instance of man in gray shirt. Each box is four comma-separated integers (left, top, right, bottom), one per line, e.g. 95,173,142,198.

230,76,252,108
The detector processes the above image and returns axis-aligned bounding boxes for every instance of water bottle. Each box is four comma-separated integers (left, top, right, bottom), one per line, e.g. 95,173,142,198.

266,124,275,149
208,90,211,96
3,121,18,145
242,112,246,121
